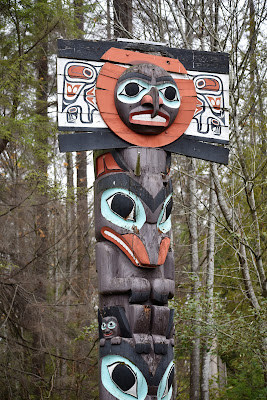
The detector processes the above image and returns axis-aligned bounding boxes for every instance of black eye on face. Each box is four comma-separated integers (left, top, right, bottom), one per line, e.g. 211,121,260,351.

160,86,179,101
120,82,145,98
107,362,138,397
107,193,135,221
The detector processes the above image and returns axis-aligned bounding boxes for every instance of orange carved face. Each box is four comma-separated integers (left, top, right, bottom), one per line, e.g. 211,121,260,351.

95,48,197,147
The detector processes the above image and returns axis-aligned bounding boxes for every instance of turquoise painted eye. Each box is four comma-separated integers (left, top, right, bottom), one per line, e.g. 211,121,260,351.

117,79,149,104
101,355,148,400
101,188,146,232
108,321,116,329
157,83,180,109
101,322,106,331
157,194,172,233
157,361,174,400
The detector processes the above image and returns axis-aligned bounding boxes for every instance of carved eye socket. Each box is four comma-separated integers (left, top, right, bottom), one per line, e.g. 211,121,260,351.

101,355,148,399
160,197,173,224
162,364,174,398
108,321,116,329
101,322,106,331
107,193,135,221
157,194,172,233
101,188,146,232
107,362,138,397
122,82,142,97
160,86,178,101
157,362,174,400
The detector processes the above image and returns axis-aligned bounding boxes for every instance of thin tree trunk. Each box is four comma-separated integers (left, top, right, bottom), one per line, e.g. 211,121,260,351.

201,168,216,400
188,158,200,400
113,0,132,38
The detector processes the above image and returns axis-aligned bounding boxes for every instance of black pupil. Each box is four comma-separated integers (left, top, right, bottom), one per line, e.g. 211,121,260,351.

165,86,176,101
112,364,136,392
125,83,140,97
166,199,173,219
111,194,134,219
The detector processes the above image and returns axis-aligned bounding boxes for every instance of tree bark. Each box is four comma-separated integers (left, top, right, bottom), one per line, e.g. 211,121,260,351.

201,168,216,400
188,158,201,400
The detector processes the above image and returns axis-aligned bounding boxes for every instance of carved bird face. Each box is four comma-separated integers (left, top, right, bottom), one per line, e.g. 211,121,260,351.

114,63,180,135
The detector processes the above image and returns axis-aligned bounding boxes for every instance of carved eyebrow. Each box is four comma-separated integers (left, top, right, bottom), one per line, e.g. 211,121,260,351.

97,174,172,212
156,76,175,83
117,72,151,83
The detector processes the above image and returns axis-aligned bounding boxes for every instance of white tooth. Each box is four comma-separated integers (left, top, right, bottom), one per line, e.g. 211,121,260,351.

104,230,139,265
132,114,166,123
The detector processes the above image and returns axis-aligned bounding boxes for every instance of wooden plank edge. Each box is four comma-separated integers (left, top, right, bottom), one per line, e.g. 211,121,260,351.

58,131,229,164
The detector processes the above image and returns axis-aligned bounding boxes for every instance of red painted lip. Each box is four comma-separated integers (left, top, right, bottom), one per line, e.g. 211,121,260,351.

104,332,113,337
129,110,170,126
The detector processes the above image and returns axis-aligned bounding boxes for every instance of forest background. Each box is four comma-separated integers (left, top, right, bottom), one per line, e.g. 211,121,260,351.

0,0,266,399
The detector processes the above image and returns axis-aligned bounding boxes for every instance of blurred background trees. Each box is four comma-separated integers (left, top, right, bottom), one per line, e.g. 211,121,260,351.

0,0,266,399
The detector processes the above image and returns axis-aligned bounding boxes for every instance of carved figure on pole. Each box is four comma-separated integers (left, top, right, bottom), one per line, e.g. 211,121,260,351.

57,39,229,399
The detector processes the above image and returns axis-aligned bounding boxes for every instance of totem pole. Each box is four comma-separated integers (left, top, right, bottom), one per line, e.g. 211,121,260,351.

57,40,229,399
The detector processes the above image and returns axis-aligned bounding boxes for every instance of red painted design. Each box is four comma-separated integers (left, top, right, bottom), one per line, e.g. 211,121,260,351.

207,96,221,111
96,153,124,178
66,83,81,97
86,88,95,105
196,78,220,91
68,65,93,79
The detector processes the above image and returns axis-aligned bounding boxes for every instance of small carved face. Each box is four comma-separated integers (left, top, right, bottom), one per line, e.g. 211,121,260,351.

101,317,120,339
115,63,180,135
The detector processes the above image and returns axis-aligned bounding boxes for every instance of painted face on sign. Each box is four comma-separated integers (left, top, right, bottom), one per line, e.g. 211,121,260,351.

101,317,120,339
114,64,180,135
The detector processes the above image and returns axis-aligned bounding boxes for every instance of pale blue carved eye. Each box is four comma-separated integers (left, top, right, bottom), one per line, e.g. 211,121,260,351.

108,321,116,329
157,194,172,233
101,355,148,400
101,322,106,331
158,83,180,109
101,188,146,232
117,79,150,103
157,361,174,400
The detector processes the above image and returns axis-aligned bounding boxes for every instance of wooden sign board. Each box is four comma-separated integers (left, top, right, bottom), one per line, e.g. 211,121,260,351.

57,40,229,164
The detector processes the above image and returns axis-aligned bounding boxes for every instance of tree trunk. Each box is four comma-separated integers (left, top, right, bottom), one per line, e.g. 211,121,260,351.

201,168,216,400
113,0,132,38
188,158,200,400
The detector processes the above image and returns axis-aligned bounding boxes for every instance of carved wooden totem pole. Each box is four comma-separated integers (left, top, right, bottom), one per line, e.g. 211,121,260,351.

57,40,229,399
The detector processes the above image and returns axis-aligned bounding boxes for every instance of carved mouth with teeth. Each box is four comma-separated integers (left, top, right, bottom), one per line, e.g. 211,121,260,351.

129,110,170,127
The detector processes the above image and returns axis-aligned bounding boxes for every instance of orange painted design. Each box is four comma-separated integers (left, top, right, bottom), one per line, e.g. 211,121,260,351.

68,65,93,79
196,78,220,91
96,153,124,177
123,234,150,266
95,64,197,147
101,227,140,267
101,48,187,74
66,83,81,97
157,237,171,265
207,96,222,111
98,62,126,79
86,88,95,105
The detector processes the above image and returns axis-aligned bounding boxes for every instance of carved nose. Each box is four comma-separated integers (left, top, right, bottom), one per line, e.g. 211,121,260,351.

141,87,163,118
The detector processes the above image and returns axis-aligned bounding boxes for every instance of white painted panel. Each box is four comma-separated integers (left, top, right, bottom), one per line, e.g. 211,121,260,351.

57,58,230,143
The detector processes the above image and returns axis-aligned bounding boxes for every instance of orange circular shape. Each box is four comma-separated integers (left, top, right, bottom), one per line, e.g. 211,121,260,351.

95,58,197,148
